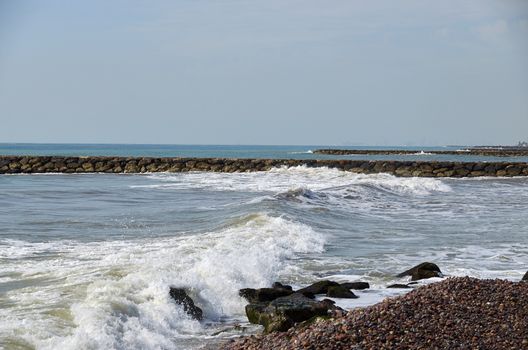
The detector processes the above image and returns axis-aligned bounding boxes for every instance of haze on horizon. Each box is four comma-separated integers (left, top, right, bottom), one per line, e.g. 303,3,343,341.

0,0,527,146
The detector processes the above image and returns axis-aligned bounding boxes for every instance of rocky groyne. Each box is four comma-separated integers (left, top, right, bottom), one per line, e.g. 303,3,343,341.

1,156,528,177
313,148,528,157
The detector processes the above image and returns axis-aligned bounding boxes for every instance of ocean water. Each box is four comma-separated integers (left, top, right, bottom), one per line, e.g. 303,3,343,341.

2,143,528,163
1,148,528,349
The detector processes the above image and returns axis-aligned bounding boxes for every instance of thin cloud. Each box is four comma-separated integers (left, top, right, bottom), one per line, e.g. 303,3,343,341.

473,19,509,42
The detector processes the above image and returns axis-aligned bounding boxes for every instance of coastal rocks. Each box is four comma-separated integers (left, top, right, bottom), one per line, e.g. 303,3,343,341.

272,282,293,291
245,293,334,333
326,286,358,298
341,282,370,290
522,271,528,281
1,155,528,178
169,287,203,320
397,262,443,281
224,277,528,350
241,280,367,332
296,280,339,295
239,287,293,303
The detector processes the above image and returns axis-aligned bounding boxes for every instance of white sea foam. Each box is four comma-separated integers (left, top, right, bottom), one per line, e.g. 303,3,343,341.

0,214,325,350
134,166,451,196
410,151,433,155
3,168,527,349
288,150,313,154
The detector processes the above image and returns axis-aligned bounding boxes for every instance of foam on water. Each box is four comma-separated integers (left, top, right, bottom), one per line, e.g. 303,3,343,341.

2,168,527,349
0,214,324,350
135,166,451,196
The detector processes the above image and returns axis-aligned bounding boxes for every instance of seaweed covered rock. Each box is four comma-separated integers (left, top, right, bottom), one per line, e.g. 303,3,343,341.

245,293,332,333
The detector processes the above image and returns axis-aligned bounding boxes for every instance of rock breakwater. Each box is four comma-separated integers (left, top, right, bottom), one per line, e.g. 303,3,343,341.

314,148,528,157
1,156,528,177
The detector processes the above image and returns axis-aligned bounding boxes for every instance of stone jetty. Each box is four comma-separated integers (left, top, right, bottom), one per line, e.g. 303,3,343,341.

1,156,528,177
313,148,528,157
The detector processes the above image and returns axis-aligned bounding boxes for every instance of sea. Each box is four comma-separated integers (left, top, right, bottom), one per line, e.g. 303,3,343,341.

1,144,528,350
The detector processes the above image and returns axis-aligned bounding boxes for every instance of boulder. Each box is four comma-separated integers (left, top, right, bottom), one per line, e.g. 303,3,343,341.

245,293,332,333
296,280,339,295
326,285,358,298
397,262,443,281
272,282,293,292
523,271,528,281
341,281,370,290
239,287,293,303
169,287,203,320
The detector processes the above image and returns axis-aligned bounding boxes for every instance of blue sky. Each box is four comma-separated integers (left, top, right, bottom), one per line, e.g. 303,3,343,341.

0,0,527,145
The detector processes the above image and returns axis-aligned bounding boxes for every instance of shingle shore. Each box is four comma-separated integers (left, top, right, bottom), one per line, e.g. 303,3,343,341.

223,277,528,350
1,156,528,177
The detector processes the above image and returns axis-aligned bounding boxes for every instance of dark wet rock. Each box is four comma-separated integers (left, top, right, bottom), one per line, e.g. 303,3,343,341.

397,262,442,281
300,291,316,299
341,282,370,290
272,282,293,292
169,287,203,320
1,155,528,178
239,287,293,303
245,293,332,333
522,271,528,281
326,285,358,298
297,280,339,295
320,298,335,306
387,284,413,289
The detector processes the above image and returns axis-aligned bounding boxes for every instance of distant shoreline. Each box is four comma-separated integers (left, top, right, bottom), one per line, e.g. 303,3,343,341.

1,155,528,177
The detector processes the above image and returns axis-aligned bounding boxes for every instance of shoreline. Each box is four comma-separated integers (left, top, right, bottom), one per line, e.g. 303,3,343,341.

223,276,528,350
1,155,528,177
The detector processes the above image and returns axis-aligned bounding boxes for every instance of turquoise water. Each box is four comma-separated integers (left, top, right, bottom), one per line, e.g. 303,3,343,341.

2,143,528,162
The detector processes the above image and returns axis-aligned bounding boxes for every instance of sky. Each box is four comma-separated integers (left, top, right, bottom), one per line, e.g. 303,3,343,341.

0,0,527,146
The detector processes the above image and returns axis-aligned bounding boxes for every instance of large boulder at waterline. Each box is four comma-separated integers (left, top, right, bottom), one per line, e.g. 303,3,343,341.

169,287,203,320
245,293,333,333
522,271,528,281
239,287,293,303
272,282,293,291
326,285,358,298
296,280,340,295
341,281,370,290
397,262,443,281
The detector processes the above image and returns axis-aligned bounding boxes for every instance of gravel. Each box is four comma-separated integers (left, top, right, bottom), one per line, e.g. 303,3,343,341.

222,277,528,350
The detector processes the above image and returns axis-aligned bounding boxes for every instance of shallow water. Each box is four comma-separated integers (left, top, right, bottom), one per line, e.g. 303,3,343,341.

1,167,528,349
